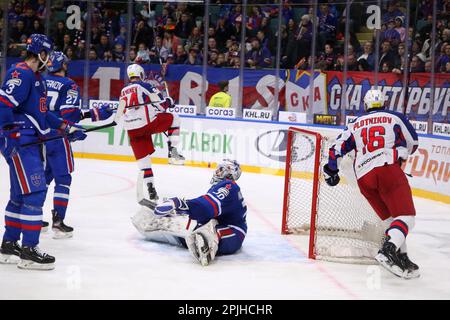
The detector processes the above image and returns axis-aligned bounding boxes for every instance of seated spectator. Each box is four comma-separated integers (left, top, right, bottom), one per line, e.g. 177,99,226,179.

216,53,227,68
381,62,393,73
445,61,450,73
52,20,67,51
103,50,114,62
318,42,337,71
96,34,112,60
29,19,44,35
392,42,406,70
378,40,396,71
113,43,125,62
148,48,161,64
347,54,359,71
215,15,232,50
114,26,127,48
317,4,337,50
297,14,313,59
10,19,27,43
410,54,425,72
381,19,401,48
208,49,220,66
65,46,76,61
209,80,232,108
174,45,187,64
133,20,152,48
175,12,193,41
394,16,406,42
151,36,169,61
382,1,404,24
163,30,180,54
436,43,450,72
424,60,433,73
245,38,272,69
89,49,98,61
185,47,202,65
129,49,137,63
136,43,150,63
185,26,203,51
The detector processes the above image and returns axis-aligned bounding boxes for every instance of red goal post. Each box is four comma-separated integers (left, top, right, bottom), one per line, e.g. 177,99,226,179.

281,127,388,264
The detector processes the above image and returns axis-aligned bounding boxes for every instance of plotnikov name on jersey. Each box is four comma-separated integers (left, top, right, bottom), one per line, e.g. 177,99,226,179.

178,304,273,318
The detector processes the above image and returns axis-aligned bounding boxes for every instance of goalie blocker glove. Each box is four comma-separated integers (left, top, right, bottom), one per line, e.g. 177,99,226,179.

323,164,340,186
155,197,189,216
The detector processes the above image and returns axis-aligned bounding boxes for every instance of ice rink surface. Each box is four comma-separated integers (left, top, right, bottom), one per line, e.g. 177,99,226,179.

0,158,449,300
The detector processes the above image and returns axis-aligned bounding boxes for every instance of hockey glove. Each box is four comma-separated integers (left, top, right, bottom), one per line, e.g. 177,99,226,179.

0,123,21,159
159,97,174,110
155,197,189,216
323,164,340,186
61,121,87,142
90,105,114,122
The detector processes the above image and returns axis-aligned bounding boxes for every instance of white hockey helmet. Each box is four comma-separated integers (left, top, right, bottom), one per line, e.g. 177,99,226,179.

363,89,384,110
210,159,242,185
127,63,145,81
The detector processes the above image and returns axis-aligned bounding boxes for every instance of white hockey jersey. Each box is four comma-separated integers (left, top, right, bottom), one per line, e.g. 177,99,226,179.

119,80,165,131
328,110,419,179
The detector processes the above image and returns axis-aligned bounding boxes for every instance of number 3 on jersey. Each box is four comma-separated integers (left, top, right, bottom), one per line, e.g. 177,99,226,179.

360,126,385,155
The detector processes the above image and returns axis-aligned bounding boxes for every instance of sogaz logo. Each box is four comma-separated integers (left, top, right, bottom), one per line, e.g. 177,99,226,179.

255,130,315,163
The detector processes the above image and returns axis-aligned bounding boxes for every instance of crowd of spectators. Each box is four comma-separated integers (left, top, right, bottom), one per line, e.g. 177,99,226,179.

1,0,450,74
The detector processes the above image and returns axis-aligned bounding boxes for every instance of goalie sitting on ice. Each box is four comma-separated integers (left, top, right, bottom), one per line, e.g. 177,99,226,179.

131,160,247,266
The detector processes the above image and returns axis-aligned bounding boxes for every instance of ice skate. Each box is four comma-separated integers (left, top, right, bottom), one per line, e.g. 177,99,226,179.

375,240,411,279
18,246,55,271
0,240,21,264
168,147,185,165
52,210,73,239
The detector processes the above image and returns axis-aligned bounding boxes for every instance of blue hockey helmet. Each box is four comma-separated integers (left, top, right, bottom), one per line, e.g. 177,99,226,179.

26,34,53,55
210,159,242,185
47,51,68,73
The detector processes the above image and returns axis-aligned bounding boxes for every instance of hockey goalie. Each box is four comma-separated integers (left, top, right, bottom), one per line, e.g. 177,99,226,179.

131,160,247,266
119,64,185,201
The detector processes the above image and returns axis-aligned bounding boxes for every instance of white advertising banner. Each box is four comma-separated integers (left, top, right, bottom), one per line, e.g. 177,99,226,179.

73,116,449,200
205,107,237,119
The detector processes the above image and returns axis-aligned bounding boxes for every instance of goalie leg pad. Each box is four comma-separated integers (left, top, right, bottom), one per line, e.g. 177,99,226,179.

132,207,194,240
186,219,219,266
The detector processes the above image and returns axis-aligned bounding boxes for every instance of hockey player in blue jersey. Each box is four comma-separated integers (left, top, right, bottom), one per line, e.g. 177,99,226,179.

132,159,247,266
43,51,113,238
0,34,86,270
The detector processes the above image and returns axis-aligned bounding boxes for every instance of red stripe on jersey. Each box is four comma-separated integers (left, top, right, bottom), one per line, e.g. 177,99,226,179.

5,220,22,229
0,96,14,108
54,200,68,207
218,228,234,238
12,155,30,194
202,195,218,217
63,138,74,172
61,108,77,115
20,223,42,231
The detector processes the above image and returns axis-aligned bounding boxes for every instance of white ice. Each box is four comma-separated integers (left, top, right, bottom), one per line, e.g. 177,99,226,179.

0,158,449,299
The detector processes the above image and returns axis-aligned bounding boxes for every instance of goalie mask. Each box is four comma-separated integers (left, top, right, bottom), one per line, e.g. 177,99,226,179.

127,63,145,81
364,89,384,111
210,159,242,185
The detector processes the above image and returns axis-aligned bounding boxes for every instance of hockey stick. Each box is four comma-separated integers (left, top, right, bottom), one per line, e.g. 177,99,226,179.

20,121,117,147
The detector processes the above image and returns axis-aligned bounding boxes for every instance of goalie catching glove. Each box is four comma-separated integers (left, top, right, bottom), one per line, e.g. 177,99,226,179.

323,164,340,186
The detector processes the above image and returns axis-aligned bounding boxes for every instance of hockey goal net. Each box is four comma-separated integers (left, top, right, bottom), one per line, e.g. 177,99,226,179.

281,127,388,264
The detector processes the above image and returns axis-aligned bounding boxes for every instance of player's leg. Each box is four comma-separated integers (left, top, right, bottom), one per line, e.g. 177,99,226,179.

45,138,75,239
152,113,185,165
378,164,418,278
131,206,193,246
0,189,23,264
7,145,55,270
216,225,245,255
128,127,159,201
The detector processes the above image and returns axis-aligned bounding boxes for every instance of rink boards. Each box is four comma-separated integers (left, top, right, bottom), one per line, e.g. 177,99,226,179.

71,115,450,204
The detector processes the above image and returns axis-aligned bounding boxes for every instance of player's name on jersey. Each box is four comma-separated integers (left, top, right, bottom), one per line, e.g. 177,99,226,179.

167,104,197,115
433,122,450,137
89,99,120,110
278,111,307,123
410,120,428,134
242,108,273,121
206,106,236,118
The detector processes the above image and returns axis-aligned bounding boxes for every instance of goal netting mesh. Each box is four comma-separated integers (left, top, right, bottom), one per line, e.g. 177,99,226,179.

282,127,389,264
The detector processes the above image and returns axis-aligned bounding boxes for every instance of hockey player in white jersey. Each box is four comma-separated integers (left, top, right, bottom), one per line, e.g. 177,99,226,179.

119,64,184,201
324,89,419,279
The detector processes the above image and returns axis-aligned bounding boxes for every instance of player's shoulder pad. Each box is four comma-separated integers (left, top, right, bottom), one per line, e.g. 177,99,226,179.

8,63,33,80
213,179,240,193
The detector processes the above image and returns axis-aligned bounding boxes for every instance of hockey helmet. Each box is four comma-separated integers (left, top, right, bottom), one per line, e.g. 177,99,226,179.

47,51,68,73
127,64,145,81
211,159,242,185
26,34,53,70
363,89,384,111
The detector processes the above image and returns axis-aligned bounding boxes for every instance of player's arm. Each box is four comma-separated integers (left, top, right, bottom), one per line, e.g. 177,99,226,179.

141,82,174,111
0,68,32,127
392,112,419,156
324,125,356,186
59,81,83,123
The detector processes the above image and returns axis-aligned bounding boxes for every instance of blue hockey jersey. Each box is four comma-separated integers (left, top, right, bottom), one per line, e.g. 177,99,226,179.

186,179,248,235
45,74,81,123
0,62,62,134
